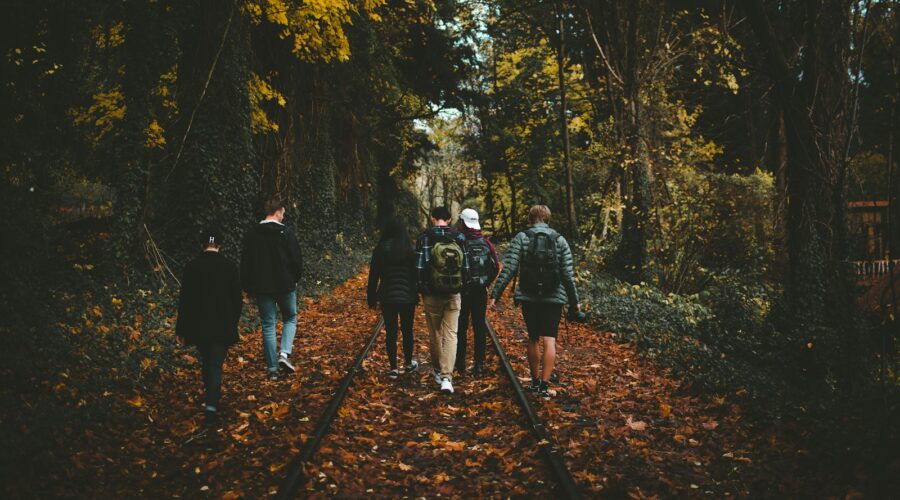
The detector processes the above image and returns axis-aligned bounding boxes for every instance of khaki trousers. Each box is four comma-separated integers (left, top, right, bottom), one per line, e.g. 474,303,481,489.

423,294,461,380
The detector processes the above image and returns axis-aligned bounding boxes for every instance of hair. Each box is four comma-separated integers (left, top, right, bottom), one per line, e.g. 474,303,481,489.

378,217,414,260
528,205,552,225
430,206,451,221
263,198,285,216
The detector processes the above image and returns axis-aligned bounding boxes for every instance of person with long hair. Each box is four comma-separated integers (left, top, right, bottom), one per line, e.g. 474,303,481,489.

367,217,419,378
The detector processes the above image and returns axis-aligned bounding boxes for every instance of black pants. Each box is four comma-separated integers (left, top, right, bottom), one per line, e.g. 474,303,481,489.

382,303,415,369
198,342,228,409
521,302,563,341
456,286,488,372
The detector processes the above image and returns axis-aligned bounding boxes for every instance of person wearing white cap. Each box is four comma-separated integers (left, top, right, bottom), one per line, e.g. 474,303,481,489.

455,208,499,377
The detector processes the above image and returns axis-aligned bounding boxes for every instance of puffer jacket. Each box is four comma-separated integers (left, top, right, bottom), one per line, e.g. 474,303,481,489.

367,240,417,306
491,223,579,306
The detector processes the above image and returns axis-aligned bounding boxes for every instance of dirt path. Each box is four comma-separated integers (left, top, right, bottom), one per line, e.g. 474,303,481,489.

52,271,800,498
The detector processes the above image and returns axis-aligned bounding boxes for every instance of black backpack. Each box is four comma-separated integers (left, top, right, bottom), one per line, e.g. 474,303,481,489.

519,229,560,297
465,238,493,287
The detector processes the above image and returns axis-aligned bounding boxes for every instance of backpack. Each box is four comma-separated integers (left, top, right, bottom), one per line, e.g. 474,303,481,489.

519,229,561,297
465,238,493,287
429,234,465,294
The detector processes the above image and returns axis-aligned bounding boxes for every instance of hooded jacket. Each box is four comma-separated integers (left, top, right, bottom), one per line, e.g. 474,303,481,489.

240,221,303,295
176,251,242,347
490,223,579,306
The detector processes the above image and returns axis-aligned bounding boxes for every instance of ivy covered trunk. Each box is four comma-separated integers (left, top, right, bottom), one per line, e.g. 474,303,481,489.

166,0,256,263
117,0,169,264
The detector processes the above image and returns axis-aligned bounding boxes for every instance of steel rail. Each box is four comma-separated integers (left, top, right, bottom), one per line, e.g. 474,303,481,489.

275,317,384,499
487,320,583,500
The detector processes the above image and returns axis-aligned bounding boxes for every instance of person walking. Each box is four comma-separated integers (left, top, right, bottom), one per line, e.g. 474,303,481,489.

176,228,242,421
240,199,304,381
490,205,582,398
454,208,499,378
416,206,469,394
367,217,419,379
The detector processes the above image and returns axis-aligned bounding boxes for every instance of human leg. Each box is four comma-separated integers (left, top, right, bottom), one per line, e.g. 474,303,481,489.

423,295,442,378
398,303,416,367
470,287,489,373
521,303,543,381
438,294,461,380
455,291,472,374
200,342,227,410
539,304,562,383
276,290,298,356
256,295,279,374
382,304,400,370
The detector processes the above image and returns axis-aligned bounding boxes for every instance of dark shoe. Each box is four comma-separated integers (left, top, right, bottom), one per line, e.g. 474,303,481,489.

404,360,419,375
268,371,279,381
530,379,540,393
538,380,551,398
388,368,399,380
204,405,218,423
473,364,484,377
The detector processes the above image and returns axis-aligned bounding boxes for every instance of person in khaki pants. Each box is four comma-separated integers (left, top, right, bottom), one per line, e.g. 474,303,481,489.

415,206,470,394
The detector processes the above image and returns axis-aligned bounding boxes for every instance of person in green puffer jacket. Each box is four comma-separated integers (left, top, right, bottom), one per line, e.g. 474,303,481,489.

490,205,582,398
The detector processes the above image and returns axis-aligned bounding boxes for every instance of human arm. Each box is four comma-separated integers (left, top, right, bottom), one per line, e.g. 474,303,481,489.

366,249,380,309
490,232,524,303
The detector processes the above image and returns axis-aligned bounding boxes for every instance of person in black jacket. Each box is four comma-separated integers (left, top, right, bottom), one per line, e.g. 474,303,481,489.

367,217,419,379
454,208,499,378
240,199,304,381
176,228,242,420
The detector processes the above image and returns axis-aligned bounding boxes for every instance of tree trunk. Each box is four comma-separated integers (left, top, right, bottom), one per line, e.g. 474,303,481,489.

747,0,859,394
557,7,578,241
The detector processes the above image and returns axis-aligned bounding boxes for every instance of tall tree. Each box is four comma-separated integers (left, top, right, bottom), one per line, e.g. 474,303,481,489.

747,0,861,392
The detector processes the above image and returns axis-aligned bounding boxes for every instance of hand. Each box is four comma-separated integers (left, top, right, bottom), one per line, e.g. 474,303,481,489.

176,336,185,346
488,298,497,310
242,292,252,305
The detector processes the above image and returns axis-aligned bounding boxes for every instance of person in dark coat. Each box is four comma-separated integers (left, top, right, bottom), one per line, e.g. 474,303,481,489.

367,217,419,379
454,208,499,378
176,228,242,419
240,199,304,380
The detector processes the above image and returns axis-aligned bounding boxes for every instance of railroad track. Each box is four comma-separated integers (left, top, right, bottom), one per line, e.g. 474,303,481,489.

274,317,582,499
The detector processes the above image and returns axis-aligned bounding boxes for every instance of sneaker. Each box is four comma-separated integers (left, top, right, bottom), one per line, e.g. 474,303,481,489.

279,353,296,373
433,369,442,385
388,368,399,380
538,380,551,398
530,379,540,393
268,371,279,381
473,364,484,378
404,360,419,375
440,377,454,394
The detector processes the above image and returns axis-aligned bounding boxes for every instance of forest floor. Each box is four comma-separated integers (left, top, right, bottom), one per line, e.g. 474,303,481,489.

7,269,860,498
2,220,888,498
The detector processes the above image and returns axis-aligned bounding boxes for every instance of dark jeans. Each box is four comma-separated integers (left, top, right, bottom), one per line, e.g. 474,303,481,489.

456,286,488,372
198,342,228,409
382,303,415,369
521,302,563,341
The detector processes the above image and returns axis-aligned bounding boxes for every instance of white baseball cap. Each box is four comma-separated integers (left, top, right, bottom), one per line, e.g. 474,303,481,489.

459,208,481,230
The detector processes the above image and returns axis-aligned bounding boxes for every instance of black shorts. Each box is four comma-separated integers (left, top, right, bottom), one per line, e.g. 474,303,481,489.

520,302,563,341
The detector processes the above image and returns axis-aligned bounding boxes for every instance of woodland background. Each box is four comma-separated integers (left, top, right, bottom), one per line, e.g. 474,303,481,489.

1,0,898,495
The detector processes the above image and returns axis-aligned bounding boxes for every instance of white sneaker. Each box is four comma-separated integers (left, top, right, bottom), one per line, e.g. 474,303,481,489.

404,360,419,375
279,352,295,373
440,378,454,394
